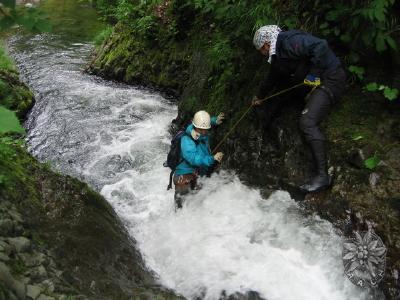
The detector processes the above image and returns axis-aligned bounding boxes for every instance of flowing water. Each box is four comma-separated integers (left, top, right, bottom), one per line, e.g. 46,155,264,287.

7,2,373,299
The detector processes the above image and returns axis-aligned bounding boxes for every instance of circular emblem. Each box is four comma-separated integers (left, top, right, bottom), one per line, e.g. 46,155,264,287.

342,230,387,288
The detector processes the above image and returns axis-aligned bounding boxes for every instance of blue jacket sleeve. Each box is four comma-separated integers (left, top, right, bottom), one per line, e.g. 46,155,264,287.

211,116,217,126
181,136,215,167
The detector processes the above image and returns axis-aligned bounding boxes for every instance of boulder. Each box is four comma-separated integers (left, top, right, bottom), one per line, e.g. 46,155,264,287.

0,262,26,300
7,237,31,253
0,219,14,236
26,285,42,300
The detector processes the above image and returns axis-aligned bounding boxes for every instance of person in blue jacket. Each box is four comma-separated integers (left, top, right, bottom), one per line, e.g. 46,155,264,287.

252,25,346,193
173,110,225,209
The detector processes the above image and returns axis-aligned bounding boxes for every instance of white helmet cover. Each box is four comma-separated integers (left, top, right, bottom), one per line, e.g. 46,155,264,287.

192,110,211,129
253,25,282,62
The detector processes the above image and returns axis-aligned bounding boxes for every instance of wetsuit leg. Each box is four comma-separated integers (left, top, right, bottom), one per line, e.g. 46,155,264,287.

173,174,197,210
298,89,332,192
299,67,346,141
174,185,189,209
298,67,346,193
299,88,331,142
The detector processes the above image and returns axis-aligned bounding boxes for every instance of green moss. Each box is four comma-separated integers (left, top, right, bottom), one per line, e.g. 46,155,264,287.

0,282,14,300
325,88,400,168
0,139,40,203
9,256,28,277
0,44,34,121
89,27,191,95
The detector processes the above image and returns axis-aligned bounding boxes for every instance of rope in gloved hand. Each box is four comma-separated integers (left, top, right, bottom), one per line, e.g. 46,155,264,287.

212,82,306,154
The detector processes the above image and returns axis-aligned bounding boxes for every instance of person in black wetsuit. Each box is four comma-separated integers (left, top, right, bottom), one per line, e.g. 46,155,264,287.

252,25,346,193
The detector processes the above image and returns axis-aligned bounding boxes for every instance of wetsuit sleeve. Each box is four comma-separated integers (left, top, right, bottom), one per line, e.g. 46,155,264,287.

181,136,215,167
256,58,279,99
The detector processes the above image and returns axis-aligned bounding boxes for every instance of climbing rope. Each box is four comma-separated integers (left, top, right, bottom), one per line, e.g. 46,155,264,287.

212,82,305,153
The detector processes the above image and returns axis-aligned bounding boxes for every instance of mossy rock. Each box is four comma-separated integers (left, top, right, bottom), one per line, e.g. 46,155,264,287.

0,70,34,120
0,140,183,299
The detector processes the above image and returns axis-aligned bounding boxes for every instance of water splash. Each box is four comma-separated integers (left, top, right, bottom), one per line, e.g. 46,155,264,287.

9,33,370,300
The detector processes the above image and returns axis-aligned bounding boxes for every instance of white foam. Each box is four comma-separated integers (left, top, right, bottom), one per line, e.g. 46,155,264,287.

14,34,369,300
100,112,367,300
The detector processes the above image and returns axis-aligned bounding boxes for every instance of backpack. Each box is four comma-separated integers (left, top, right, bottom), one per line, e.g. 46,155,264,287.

164,130,186,190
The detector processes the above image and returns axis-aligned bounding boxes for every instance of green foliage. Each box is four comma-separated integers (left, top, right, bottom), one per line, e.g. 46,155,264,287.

93,25,113,46
348,65,365,81
115,0,158,24
207,36,232,70
0,139,16,187
93,0,118,23
113,0,162,38
364,82,399,101
383,87,399,101
302,0,398,54
0,0,52,32
365,82,380,92
0,42,15,71
351,134,363,141
135,14,157,34
9,256,28,275
0,106,25,134
364,154,380,170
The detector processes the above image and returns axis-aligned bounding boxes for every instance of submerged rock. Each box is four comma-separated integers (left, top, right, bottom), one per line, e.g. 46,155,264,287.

220,291,266,300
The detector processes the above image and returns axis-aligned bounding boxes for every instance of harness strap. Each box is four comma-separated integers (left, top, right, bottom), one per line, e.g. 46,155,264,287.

167,170,174,190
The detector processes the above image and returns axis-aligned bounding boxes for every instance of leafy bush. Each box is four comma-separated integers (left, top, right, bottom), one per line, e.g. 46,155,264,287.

296,0,398,57
348,65,365,81
92,0,118,23
0,106,25,134
364,82,399,101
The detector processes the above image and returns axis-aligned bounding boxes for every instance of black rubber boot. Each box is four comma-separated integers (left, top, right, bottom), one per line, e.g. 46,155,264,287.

300,140,332,193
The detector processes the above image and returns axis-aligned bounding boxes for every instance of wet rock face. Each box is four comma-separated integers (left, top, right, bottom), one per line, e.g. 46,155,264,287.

0,200,72,300
86,24,189,99
219,291,266,300
0,142,184,300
